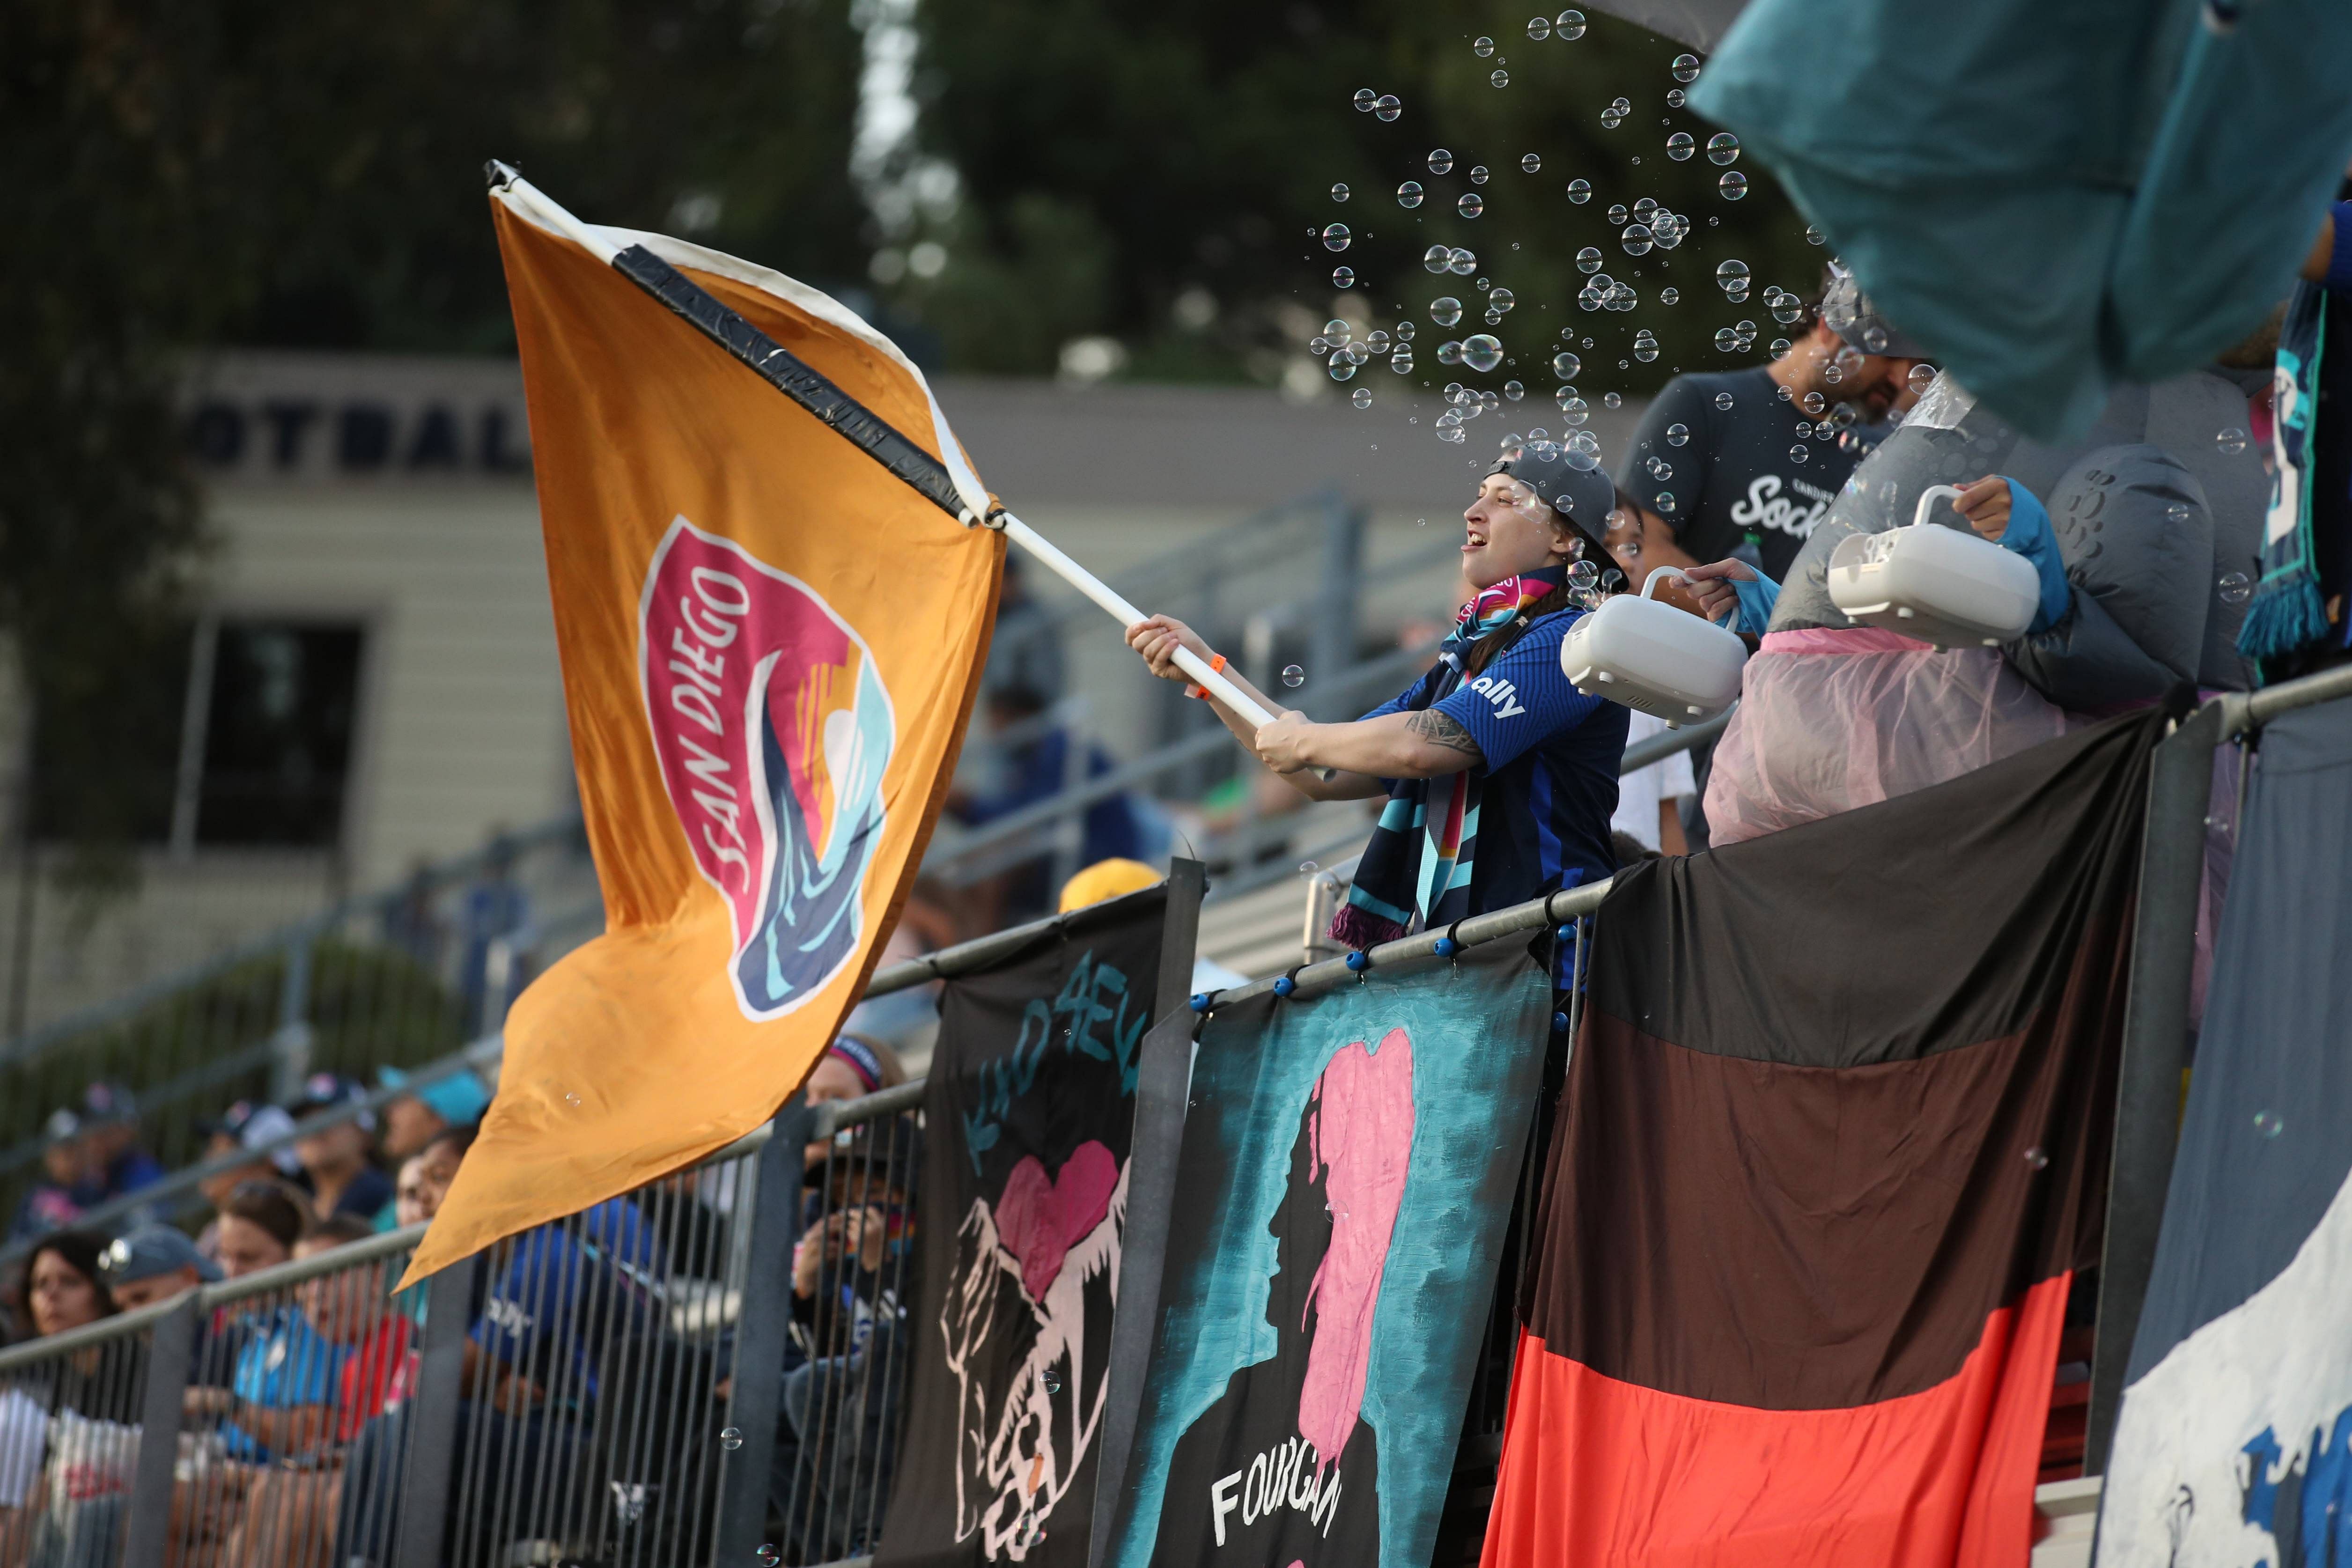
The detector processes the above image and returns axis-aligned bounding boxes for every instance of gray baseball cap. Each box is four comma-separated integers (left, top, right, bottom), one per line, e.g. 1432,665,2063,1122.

99,1226,223,1288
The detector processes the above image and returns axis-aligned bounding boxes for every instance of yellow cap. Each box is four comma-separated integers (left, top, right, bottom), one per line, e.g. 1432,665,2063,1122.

1058,858,1163,913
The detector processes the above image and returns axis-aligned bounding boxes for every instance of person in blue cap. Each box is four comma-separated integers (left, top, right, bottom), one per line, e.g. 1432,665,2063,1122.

376,1064,491,1164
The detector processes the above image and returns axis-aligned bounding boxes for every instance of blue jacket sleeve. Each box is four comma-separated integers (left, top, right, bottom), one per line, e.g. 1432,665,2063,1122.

1997,478,2072,635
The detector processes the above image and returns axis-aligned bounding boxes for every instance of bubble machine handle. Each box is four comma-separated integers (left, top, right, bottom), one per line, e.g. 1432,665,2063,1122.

1912,485,1967,530
1639,566,1692,601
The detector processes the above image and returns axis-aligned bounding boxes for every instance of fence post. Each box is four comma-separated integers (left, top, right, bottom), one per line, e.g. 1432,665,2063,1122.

1308,493,1364,721
716,1093,822,1562
392,1251,482,1568
121,1295,196,1568
2085,701,2224,1471
1087,857,1205,1568
270,935,316,1104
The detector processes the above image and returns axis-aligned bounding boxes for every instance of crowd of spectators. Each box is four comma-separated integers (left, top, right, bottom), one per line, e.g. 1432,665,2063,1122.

0,1021,922,1564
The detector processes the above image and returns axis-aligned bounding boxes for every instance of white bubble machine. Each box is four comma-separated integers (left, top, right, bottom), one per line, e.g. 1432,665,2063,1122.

1558,567,1747,726
1826,484,2041,648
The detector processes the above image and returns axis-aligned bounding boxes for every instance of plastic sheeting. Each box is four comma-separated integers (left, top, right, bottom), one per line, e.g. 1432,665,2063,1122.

1703,628,2071,847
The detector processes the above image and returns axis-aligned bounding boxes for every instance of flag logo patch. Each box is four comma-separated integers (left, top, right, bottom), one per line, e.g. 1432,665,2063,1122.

640,515,895,1020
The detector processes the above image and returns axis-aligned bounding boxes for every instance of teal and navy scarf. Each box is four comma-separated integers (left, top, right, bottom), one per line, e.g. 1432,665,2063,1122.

1330,566,1567,950
2240,280,2333,675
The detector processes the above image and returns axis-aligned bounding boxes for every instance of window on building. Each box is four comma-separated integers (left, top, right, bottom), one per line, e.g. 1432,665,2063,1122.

31,617,365,851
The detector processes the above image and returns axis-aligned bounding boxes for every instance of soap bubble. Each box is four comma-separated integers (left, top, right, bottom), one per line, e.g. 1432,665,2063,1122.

1351,387,1372,409
1353,88,1378,111
1603,391,1621,409
722,1427,745,1450
1569,559,1600,588
1504,379,1524,400
1558,393,1589,424
1659,287,1679,304
1473,36,1495,55
1448,247,1477,275
1787,444,1808,463
1600,107,1622,130
1458,192,1484,218
1323,319,1351,345
1520,155,1543,176
1667,87,1687,108
1331,266,1354,288
2218,571,2252,604
1666,132,1695,162
1633,336,1658,363
1436,340,1463,366
2216,427,2248,454
1431,296,1463,326
1489,288,1516,314
1576,247,1602,274
1553,350,1582,378
1565,178,1591,204
1298,861,1319,878
1526,14,1551,38
1670,52,1701,82
1555,8,1586,37
1330,183,1349,203
1804,225,1826,245
1423,245,1452,273
1040,1367,1063,1393
1282,665,1306,687
758,1546,782,1565
1606,202,1629,226
1391,348,1414,374
1462,334,1504,372
2254,1109,2284,1138
1718,170,1748,200
1665,422,1689,446
1713,327,1739,352
2024,1147,2050,1171
1376,94,1401,121
1621,223,1653,255
1906,363,1938,396
1395,321,1415,341
1799,389,1824,415
1706,132,1741,165
1655,493,1676,514
1713,392,1734,412
2165,501,2191,524
563,1091,582,1107
1716,258,1749,287
1328,359,1357,381
1321,224,1350,252
1428,148,1454,175
1490,68,1509,88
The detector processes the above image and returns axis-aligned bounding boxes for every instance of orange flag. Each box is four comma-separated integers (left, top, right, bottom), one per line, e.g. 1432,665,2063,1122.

405,188,999,1281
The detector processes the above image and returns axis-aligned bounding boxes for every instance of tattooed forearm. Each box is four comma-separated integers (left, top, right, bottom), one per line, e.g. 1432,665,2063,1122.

1406,708,1485,759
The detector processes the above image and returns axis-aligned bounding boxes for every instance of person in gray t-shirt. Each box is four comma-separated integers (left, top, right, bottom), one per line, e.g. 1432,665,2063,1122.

1615,268,1929,584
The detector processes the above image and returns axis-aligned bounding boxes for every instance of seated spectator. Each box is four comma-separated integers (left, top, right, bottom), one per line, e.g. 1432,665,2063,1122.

406,1126,471,1223
800,1035,907,1168
375,1065,489,1166
6,1233,143,1564
195,1100,303,1260
289,1075,394,1224
74,1083,162,1208
97,1226,221,1311
211,1180,306,1281
950,685,1158,924
6,1112,91,1244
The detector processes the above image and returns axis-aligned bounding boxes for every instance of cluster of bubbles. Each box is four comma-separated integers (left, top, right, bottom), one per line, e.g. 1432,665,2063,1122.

1761,283,1804,325
1350,87,1403,121
1599,95,1632,130
1528,9,1588,40
1423,244,1479,275
1312,317,1419,387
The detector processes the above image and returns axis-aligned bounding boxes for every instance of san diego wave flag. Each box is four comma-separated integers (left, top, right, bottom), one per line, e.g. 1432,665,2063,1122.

410,189,998,1279
2097,699,2352,1567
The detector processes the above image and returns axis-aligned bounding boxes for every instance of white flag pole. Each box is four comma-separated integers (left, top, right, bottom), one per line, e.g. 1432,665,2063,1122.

485,163,1282,731
985,514,1278,727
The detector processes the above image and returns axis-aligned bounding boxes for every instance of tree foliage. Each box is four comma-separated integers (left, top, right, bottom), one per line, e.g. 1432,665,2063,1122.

893,0,1824,391
0,0,866,865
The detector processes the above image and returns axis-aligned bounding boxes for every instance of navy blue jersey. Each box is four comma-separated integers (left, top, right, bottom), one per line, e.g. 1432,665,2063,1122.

1363,610,1628,915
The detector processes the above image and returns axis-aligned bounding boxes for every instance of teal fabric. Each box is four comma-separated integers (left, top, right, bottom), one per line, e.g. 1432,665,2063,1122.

1690,0,2352,439
1995,479,2072,635
1731,570,1780,638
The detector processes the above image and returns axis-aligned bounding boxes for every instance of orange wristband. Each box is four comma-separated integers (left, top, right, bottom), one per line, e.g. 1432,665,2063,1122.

1186,651,1228,699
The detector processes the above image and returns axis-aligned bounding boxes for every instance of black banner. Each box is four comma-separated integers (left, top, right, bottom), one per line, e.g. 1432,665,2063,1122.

877,884,1172,1568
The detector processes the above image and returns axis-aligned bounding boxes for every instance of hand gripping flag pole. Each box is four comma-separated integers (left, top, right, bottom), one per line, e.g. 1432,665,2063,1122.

486,161,1280,729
